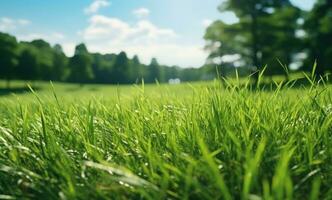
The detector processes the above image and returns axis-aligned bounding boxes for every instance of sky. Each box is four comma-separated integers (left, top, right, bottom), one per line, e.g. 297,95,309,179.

0,0,315,68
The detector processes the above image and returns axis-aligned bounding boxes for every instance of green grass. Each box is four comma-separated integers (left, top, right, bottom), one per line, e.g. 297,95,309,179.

0,78,332,199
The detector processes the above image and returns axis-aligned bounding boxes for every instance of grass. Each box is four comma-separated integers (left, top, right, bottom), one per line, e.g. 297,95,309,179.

0,76,332,199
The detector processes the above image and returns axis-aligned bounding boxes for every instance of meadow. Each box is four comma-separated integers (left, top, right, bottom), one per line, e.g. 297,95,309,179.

0,76,331,200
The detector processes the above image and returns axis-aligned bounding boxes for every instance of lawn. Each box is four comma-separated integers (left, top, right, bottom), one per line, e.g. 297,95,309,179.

0,78,331,199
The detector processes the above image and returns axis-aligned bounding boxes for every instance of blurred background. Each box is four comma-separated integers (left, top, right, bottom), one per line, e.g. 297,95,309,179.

0,0,331,87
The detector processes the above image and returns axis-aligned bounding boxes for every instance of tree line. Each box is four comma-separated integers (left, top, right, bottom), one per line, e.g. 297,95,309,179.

1,0,331,87
204,0,332,79
0,32,225,88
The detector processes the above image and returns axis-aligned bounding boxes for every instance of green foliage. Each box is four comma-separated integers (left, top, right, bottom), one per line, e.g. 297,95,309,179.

111,51,129,84
68,44,94,83
147,58,161,83
0,80,331,199
52,44,68,81
17,45,40,81
303,0,332,76
205,0,301,77
30,40,55,80
131,55,143,83
1,32,223,84
0,32,18,87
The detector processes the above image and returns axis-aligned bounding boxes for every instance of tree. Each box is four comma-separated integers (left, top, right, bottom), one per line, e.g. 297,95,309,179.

68,43,94,84
260,5,301,79
17,45,40,82
52,44,68,81
303,0,332,76
2,31,226,85
131,55,142,83
91,53,114,84
0,32,18,88
164,66,181,81
204,0,301,81
30,40,54,80
148,58,161,83
111,51,129,84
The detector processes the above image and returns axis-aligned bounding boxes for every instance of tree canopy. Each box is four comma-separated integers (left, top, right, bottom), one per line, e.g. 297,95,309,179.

0,32,223,85
0,32,18,87
303,0,332,76
1,1,332,87
205,0,303,79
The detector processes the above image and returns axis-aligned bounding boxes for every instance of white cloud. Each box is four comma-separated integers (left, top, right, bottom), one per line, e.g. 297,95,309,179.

202,19,213,28
84,0,111,15
17,19,30,26
82,15,177,44
0,17,30,32
1,15,208,67
123,44,207,67
132,7,150,18
81,15,207,67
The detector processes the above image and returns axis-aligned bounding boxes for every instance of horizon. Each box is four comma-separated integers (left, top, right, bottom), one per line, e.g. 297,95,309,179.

0,0,315,68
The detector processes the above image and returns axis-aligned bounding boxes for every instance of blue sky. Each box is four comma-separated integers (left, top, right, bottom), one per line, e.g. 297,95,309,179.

0,0,315,67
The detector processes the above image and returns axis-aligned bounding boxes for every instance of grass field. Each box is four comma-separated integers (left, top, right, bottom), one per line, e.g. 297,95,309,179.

0,78,332,199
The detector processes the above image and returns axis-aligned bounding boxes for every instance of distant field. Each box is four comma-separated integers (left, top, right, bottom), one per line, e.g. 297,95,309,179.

0,78,332,199
0,72,311,101
0,80,209,103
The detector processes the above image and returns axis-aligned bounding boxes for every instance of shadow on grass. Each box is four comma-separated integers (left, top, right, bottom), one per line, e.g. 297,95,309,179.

0,86,40,96
256,78,314,91
65,84,100,92
221,77,329,91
